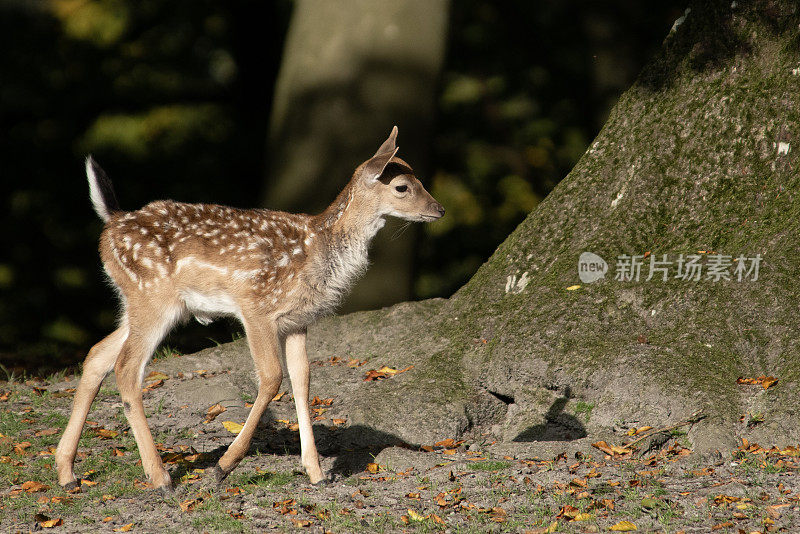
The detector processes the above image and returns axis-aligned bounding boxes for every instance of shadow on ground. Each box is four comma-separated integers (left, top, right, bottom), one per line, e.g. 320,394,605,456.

166,414,415,481
512,389,587,442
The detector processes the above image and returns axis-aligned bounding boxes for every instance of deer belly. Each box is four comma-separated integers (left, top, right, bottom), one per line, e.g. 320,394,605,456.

180,289,241,325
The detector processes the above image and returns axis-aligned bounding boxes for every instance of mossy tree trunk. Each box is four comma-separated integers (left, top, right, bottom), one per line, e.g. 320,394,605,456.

220,0,800,451
262,0,450,312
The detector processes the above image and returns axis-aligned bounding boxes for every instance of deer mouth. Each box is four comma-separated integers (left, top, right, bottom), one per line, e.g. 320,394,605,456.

417,213,443,222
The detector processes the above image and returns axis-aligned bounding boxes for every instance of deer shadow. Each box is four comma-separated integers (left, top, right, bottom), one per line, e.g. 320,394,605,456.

174,409,414,481
512,387,588,442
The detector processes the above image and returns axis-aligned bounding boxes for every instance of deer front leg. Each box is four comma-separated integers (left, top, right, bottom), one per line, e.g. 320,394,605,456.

215,317,282,482
56,325,128,489
285,329,324,484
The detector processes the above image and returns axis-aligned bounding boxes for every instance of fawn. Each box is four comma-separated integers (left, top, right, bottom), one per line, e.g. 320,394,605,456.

55,127,444,491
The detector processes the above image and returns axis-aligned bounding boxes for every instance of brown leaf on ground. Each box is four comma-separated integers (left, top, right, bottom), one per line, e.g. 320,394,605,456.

146,371,169,381
204,403,226,423
363,365,414,381
273,499,296,515
289,518,312,527
22,480,50,493
736,375,778,389
366,463,380,474
143,379,164,391
271,391,286,401
761,376,778,389
557,505,579,519
489,506,507,522
525,521,558,534
180,499,200,512
311,396,333,406
39,517,63,528
95,428,118,439
113,523,134,532
34,428,59,437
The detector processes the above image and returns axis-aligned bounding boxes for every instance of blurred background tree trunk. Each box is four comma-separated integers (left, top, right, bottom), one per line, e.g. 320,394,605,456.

262,0,450,312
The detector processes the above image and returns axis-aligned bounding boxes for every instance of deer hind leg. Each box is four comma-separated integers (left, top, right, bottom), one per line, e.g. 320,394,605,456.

114,305,180,491
284,329,324,484
215,316,281,482
56,324,129,488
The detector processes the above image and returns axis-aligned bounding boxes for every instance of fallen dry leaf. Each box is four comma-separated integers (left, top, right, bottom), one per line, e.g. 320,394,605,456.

609,520,637,531
271,391,286,402
366,463,380,474
363,365,414,381
22,480,50,493
39,518,63,528
527,521,558,534
113,523,134,532
557,505,580,519
289,518,312,527
146,371,169,381
95,428,118,439
566,285,581,290
222,421,244,434
761,376,778,389
204,403,226,423
179,499,200,512
736,375,779,389
143,379,164,391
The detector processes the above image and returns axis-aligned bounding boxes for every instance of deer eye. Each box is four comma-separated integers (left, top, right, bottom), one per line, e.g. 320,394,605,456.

394,185,408,193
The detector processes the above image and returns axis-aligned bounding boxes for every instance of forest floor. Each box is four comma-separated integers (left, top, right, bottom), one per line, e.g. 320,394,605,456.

1,350,798,534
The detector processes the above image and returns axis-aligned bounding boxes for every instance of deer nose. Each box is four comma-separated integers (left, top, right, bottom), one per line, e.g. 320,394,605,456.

431,202,445,217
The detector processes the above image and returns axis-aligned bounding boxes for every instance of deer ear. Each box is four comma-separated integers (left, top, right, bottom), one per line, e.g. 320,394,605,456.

373,125,398,158
363,147,398,184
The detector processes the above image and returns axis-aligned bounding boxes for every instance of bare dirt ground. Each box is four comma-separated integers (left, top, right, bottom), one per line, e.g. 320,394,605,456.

1,346,798,533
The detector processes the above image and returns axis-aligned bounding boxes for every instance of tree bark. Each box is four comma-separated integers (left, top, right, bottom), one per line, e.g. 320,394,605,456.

263,0,450,311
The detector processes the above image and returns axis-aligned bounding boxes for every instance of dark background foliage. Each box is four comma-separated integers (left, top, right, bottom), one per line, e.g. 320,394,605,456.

0,0,684,373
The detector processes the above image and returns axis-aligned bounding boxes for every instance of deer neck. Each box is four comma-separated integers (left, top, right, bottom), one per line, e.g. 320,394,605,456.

308,183,385,296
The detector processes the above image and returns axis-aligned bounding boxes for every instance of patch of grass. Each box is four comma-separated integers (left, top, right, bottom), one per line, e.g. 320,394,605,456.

468,460,511,472
192,495,250,533
574,401,595,422
230,469,295,488
0,410,26,436
0,362,25,382
320,503,400,533
153,345,181,361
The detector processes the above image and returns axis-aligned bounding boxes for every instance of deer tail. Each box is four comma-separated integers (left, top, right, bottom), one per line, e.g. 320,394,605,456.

85,155,120,222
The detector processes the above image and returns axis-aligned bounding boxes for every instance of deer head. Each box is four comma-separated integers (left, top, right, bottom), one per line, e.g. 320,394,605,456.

352,126,445,223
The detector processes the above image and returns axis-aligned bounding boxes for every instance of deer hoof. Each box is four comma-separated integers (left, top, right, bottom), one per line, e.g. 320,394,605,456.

61,480,81,493
213,465,231,485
